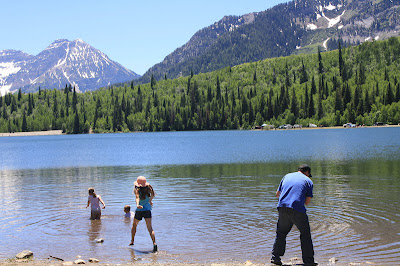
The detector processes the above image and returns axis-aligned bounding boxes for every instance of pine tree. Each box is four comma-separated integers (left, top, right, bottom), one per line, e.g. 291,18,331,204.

304,84,309,117
53,93,58,118
285,62,290,87
28,94,33,115
216,76,221,102
151,74,156,90
317,94,323,119
353,85,360,108
249,100,254,125
290,87,298,117
73,111,80,134
311,76,316,95
339,41,344,78
72,87,78,112
11,96,17,113
2,106,7,119
384,68,389,81
385,82,394,105
343,84,351,105
364,90,371,113
300,59,308,84
22,110,27,132
318,47,324,74
267,96,273,120
309,94,315,118
18,89,22,101
335,91,343,113
396,83,400,102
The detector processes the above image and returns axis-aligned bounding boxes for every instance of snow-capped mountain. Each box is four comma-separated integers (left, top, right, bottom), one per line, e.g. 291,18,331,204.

0,39,140,95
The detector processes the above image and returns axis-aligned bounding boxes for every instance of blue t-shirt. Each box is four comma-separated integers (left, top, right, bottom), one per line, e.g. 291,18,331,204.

136,195,152,212
277,171,313,213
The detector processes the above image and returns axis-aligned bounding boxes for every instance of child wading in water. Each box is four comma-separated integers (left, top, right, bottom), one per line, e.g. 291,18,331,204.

124,205,132,219
86,187,106,220
130,176,157,252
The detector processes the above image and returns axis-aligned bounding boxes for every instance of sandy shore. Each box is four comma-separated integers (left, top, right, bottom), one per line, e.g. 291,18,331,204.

0,130,63,137
0,124,398,137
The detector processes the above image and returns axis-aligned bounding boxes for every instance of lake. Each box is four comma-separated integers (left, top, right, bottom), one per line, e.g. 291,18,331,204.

0,128,400,265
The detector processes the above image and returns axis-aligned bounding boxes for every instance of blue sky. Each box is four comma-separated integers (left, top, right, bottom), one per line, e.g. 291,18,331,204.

2,0,287,75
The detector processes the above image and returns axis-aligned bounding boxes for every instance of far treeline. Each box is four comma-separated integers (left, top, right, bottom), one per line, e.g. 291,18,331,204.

1,37,400,134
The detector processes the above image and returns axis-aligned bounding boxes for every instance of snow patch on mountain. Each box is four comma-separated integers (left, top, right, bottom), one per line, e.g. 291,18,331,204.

307,5,345,30
0,62,21,78
307,23,318,30
325,10,346,28
325,3,337,11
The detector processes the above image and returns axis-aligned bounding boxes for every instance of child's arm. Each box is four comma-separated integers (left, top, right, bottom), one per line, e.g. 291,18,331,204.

99,196,106,209
86,198,90,208
135,189,143,209
149,194,154,206
149,185,155,206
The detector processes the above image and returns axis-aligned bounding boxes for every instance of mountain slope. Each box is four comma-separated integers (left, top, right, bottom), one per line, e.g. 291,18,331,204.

139,0,400,83
0,39,140,95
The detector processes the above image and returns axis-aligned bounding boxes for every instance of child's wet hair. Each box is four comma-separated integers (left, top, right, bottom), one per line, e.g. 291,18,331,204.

88,187,97,198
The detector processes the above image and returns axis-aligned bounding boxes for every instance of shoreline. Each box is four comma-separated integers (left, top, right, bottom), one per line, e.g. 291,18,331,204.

0,258,379,266
0,125,398,138
0,130,63,137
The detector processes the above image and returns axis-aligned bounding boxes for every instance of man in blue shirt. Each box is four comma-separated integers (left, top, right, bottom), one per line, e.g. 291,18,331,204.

271,164,317,266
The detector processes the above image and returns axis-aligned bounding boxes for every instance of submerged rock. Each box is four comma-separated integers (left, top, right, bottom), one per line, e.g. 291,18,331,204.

88,258,99,263
74,259,86,264
95,238,104,243
16,250,33,259
329,257,338,264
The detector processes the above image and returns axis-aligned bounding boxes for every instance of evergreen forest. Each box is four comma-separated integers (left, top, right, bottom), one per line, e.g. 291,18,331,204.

1,37,400,134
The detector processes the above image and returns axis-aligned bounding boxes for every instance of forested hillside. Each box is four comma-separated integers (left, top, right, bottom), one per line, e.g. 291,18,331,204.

1,37,400,134
139,0,400,84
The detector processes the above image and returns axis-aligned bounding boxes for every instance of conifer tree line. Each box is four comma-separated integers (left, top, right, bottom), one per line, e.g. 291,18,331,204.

1,37,400,134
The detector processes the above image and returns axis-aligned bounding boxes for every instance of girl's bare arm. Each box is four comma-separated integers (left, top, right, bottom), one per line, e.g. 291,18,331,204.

99,196,106,208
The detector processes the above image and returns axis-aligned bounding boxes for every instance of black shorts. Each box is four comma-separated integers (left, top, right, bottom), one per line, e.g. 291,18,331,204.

134,210,152,220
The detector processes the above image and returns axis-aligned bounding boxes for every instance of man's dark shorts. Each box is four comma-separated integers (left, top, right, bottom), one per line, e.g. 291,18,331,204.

134,210,152,220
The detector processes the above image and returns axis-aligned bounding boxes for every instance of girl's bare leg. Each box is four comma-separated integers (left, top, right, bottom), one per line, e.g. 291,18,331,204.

130,218,140,245
145,218,157,250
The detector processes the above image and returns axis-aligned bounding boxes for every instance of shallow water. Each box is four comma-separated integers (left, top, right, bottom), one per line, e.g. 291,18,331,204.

0,128,400,265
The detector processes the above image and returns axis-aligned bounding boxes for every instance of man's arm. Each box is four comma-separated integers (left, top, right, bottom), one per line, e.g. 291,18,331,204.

276,191,281,198
305,196,311,205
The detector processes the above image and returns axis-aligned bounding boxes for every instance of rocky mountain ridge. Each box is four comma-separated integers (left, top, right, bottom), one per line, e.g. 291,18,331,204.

0,39,139,95
138,0,400,83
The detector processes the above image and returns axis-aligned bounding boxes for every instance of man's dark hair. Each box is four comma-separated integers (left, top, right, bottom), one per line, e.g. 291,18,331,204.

298,164,311,175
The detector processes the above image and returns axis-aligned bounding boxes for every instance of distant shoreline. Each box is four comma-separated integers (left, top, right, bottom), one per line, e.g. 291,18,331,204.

0,125,399,138
0,130,63,137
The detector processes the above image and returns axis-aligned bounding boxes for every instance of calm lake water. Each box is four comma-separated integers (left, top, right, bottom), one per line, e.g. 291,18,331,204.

0,128,400,265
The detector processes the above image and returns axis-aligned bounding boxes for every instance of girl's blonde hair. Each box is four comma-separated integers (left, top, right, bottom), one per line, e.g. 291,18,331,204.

88,187,97,198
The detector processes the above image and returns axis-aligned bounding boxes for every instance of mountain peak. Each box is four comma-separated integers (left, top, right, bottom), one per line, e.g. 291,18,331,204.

51,39,70,44
0,39,140,95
